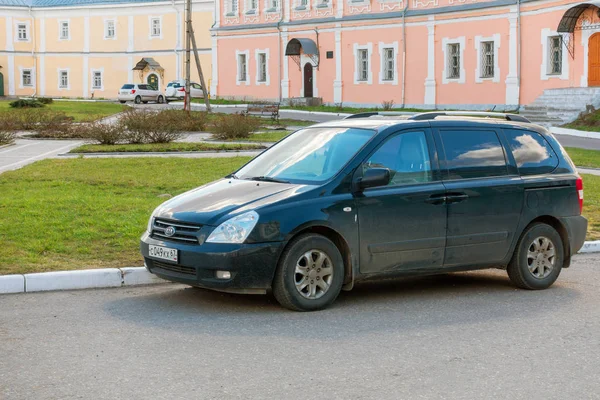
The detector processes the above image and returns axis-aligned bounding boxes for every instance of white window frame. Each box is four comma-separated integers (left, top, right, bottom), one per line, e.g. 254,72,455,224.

378,41,398,85
353,43,373,85
58,20,70,41
245,0,259,13
19,67,35,88
58,69,70,90
226,0,240,15
265,0,280,12
236,50,250,85
475,34,500,83
91,69,104,91
442,36,465,84
541,29,569,81
295,0,310,10
255,49,270,85
149,16,162,39
315,0,331,8
104,19,116,40
15,21,30,42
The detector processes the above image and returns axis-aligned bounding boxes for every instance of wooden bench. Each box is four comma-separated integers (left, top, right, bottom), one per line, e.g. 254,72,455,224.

243,103,280,122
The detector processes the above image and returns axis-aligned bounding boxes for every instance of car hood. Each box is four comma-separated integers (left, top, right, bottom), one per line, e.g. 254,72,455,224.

153,178,312,226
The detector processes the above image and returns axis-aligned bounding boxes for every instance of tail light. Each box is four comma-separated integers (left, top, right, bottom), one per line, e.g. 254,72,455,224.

576,176,584,214
131,89,136,94
178,88,186,92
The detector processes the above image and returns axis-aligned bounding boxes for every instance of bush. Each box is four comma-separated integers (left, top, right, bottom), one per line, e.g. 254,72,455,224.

9,99,45,108
158,109,208,132
0,131,16,145
381,100,395,111
83,121,127,145
0,109,73,137
120,109,183,143
211,113,262,140
37,97,54,105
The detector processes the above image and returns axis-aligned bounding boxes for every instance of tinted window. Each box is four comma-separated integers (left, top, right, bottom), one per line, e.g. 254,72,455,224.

440,130,508,179
504,129,558,175
364,131,433,186
121,84,134,89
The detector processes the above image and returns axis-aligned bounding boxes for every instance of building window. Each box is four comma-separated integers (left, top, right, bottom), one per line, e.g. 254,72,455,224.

383,48,394,81
549,36,562,75
266,0,279,11
248,0,257,11
237,53,247,83
59,70,69,89
358,49,369,81
22,70,33,87
151,18,161,37
17,24,28,41
228,0,238,14
105,20,115,39
317,0,329,6
92,71,103,89
258,53,267,83
447,43,460,79
59,21,69,40
480,41,494,78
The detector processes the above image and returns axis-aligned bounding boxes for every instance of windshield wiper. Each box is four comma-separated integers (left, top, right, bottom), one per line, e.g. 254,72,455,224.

247,176,290,184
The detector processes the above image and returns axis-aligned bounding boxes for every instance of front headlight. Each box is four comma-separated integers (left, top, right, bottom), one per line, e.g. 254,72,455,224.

206,211,259,244
147,215,154,233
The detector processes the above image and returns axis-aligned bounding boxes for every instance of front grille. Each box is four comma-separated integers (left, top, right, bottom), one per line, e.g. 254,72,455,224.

151,218,202,244
153,261,196,276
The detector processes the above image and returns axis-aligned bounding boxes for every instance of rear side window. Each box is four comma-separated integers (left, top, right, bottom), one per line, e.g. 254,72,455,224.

138,84,148,90
504,129,558,175
121,84,134,89
439,129,508,179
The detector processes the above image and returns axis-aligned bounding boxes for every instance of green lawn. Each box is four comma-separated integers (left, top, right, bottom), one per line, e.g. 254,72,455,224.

244,131,291,142
0,157,250,275
0,100,126,122
563,110,600,132
70,142,265,153
583,174,600,241
565,147,600,169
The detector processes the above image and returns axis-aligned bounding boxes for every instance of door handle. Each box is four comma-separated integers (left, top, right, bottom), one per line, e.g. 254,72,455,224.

445,193,469,204
425,194,446,205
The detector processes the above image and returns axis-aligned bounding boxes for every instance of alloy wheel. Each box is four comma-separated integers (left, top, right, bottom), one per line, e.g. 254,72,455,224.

527,236,556,279
294,250,334,299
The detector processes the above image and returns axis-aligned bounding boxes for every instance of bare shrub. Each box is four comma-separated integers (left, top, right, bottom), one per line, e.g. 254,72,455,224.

0,131,16,145
334,102,344,111
381,100,395,111
158,109,208,132
211,113,262,140
86,121,127,145
120,109,182,144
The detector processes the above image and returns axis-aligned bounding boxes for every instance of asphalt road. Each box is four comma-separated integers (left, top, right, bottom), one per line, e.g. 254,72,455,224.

1,253,599,399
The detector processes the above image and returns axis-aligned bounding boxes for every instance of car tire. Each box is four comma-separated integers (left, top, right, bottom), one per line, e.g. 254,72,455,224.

273,233,344,311
119,101,126,104
507,223,564,290
134,96,142,104
142,101,148,104
157,96,165,104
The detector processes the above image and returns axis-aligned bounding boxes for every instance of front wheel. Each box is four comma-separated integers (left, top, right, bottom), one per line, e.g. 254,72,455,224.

507,223,564,290
119,100,126,104
273,233,344,311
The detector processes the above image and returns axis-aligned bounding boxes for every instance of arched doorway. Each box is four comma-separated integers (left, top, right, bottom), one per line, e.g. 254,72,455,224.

589,33,600,86
0,73,4,97
147,73,159,90
303,63,313,98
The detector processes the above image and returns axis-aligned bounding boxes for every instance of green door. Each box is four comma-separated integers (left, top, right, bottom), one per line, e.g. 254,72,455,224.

147,74,158,90
0,73,4,97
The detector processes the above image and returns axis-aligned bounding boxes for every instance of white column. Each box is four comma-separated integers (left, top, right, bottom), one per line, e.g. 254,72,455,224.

128,16,134,52
282,30,290,99
128,56,134,82
424,16,436,105
214,0,221,28
284,0,291,22
581,29,593,87
334,25,342,103
8,55,15,95
336,0,343,18
211,36,218,96
39,18,46,52
39,55,45,96
83,56,89,98
6,16,14,52
83,16,90,53
505,8,519,106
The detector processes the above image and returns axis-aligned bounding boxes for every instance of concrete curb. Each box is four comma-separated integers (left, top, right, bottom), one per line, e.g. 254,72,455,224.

579,240,600,254
0,142,16,150
0,267,167,294
550,126,600,140
60,149,264,157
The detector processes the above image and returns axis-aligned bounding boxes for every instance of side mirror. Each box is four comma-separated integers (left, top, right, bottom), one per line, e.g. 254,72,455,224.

355,167,391,191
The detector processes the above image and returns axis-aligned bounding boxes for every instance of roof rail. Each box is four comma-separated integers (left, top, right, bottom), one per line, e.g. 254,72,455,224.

408,111,531,123
344,111,413,119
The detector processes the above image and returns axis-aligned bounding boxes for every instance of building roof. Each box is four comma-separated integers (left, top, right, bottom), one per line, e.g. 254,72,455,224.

0,0,167,7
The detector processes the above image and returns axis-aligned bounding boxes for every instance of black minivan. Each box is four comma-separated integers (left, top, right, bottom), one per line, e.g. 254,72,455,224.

140,112,587,311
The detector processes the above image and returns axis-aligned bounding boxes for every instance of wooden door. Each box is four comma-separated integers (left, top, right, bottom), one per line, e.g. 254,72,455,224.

589,33,600,86
303,63,313,98
147,73,159,90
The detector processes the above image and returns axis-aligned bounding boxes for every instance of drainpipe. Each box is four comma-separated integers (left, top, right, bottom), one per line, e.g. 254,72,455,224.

277,4,285,103
401,0,409,108
172,0,180,80
29,5,37,98
516,0,521,109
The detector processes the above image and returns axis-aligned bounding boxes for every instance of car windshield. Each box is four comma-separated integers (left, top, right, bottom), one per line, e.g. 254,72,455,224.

121,84,134,89
235,127,376,184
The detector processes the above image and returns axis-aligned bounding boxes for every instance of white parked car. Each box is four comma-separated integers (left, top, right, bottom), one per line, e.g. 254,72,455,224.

165,80,205,102
118,84,165,104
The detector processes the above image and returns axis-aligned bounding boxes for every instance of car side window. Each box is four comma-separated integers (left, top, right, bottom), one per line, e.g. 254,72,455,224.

439,129,508,179
138,84,146,90
192,83,202,89
363,131,433,186
503,129,559,176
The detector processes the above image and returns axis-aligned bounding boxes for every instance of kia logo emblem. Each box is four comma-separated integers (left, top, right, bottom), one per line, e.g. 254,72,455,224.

164,226,176,237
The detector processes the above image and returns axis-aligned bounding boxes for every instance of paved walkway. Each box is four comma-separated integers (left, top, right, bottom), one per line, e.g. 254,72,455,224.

0,139,83,174
579,167,600,176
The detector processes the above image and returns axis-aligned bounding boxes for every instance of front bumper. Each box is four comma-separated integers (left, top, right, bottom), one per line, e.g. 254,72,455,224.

140,232,284,294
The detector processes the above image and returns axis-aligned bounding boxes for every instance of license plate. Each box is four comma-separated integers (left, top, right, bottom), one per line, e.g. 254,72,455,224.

148,245,178,263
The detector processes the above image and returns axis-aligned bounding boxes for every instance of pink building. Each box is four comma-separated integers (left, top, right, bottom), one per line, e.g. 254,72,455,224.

210,0,600,121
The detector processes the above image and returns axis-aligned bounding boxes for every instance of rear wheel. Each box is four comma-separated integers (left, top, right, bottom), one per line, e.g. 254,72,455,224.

142,101,148,104
134,96,142,104
119,101,126,104
507,223,564,290
273,233,344,311
157,96,164,104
